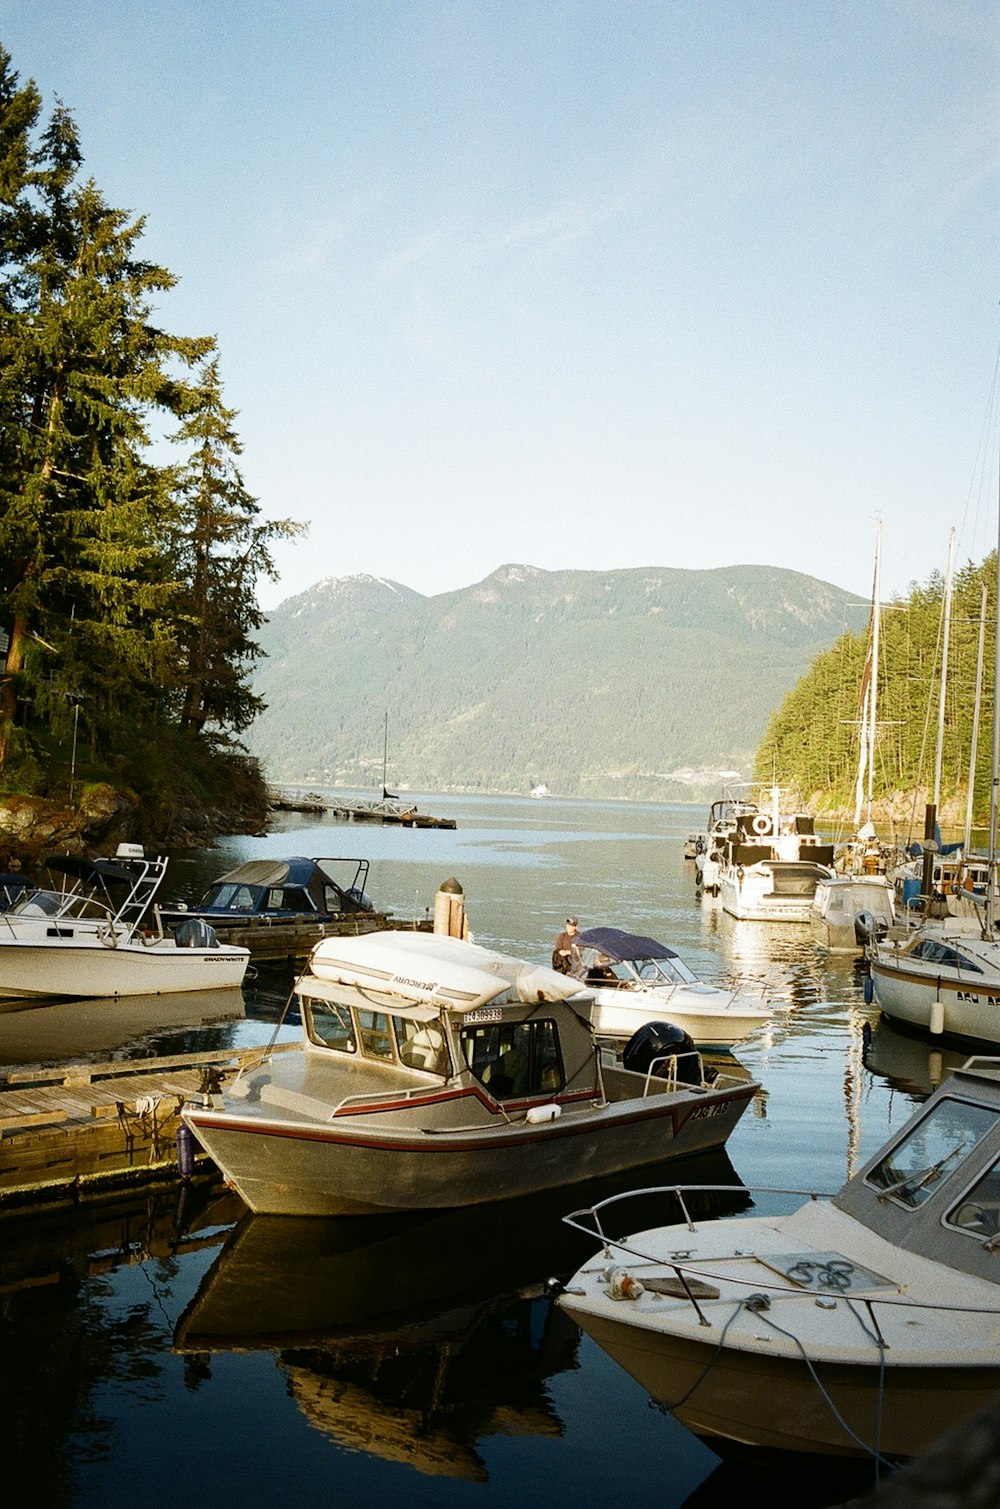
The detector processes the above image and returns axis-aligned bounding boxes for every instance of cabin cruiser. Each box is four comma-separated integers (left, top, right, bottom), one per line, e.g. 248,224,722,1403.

713,786,835,923
567,926,771,1048
556,1055,1000,1459
181,930,759,1217
158,856,376,930
0,845,248,999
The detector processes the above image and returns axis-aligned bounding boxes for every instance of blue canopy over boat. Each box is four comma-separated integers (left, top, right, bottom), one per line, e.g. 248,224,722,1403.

575,926,679,962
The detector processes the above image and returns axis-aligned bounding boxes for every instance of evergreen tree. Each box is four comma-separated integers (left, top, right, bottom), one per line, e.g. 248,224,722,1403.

0,52,212,770
168,356,304,737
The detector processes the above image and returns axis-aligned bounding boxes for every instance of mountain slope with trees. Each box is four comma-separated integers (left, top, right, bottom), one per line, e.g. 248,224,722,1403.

756,555,995,830
246,564,868,800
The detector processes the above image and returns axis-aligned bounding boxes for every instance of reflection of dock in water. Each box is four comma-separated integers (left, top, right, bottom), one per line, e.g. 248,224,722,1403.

175,1151,750,1480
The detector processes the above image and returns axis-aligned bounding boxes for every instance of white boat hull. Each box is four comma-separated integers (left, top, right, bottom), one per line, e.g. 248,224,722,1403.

585,985,768,1047
0,936,249,999
869,954,1000,1046
720,868,819,923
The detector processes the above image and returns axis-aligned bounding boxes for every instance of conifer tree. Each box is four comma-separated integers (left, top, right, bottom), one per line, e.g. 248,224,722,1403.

168,357,304,737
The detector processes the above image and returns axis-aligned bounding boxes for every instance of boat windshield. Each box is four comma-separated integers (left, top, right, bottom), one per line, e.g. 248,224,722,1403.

201,883,259,912
908,937,984,973
866,1097,999,1208
632,956,698,986
947,1158,1000,1240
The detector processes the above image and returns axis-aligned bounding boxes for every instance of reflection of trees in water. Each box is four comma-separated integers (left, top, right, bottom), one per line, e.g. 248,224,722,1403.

278,1295,580,1481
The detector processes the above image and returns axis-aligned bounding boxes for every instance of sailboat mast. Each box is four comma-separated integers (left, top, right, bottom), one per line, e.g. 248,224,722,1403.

853,519,882,832
989,470,1000,933
934,528,956,813
964,581,988,856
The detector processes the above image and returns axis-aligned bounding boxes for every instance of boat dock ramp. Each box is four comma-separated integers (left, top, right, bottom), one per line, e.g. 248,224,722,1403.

0,1043,296,1209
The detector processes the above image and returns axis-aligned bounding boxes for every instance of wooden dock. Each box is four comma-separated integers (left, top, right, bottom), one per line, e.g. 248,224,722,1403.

0,1043,296,1208
215,913,432,963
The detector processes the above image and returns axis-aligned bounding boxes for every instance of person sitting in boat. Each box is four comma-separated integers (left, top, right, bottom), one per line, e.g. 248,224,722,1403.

585,952,617,986
552,917,581,973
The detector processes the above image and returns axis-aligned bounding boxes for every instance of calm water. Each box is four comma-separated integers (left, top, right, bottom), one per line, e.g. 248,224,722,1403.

0,794,958,1507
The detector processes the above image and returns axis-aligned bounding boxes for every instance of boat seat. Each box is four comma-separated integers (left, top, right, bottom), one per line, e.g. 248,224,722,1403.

399,1024,447,1074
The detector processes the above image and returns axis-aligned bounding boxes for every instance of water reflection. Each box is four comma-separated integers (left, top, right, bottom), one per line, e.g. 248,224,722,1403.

174,1153,750,1483
0,986,246,1065
862,1017,967,1103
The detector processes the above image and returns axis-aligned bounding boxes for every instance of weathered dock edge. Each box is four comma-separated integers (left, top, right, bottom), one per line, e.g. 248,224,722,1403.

0,1044,295,1210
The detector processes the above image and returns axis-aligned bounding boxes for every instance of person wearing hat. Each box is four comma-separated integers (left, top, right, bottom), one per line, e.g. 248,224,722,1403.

552,917,580,973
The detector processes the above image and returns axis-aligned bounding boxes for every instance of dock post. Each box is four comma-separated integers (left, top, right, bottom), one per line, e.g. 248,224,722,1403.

434,877,468,938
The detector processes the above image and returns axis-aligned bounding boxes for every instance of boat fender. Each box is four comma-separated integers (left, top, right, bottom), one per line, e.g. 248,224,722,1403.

863,974,874,1005
604,1266,645,1301
525,1103,561,1124
176,1123,195,1179
752,814,772,836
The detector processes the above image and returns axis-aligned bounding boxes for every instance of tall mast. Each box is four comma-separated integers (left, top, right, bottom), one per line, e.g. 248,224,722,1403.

854,519,882,831
934,528,956,813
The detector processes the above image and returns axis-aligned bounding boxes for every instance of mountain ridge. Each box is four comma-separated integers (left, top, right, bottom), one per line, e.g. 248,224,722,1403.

245,562,867,800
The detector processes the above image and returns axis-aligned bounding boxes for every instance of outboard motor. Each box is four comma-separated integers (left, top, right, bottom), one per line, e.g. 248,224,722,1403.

621,1021,700,1085
855,910,888,947
175,917,220,949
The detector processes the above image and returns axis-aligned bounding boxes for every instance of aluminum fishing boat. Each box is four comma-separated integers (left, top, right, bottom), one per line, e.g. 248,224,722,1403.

0,845,249,999
567,926,771,1047
181,930,759,1217
556,1054,1000,1460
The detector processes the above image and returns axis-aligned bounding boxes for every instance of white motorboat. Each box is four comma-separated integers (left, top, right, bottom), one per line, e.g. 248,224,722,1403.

712,784,835,923
556,1054,1000,1460
181,930,759,1217
0,845,249,999
810,873,896,954
567,926,771,1047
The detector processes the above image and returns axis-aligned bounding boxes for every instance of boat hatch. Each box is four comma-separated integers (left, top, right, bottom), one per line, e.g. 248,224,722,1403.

865,1096,999,1208
756,1252,896,1294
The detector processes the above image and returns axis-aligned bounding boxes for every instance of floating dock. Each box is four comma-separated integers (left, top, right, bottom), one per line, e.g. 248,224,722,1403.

0,1044,296,1208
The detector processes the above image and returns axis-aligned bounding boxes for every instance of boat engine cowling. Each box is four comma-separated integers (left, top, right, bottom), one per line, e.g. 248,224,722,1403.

175,917,221,949
621,1021,700,1084
855,910,888,946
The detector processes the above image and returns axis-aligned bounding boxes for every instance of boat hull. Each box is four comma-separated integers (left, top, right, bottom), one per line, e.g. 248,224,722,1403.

183,1082,756,1217
586,990,768,1048
561,1305,999,1458
0,937,249,999
870,955,1000,1046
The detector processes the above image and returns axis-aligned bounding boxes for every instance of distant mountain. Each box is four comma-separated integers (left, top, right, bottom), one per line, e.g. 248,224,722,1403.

244,564,867,801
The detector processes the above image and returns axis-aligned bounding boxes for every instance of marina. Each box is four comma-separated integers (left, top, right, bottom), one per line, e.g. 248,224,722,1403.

0,790,983,1506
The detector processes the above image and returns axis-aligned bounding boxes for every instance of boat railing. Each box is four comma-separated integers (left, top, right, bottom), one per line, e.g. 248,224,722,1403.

562,1181,834,1244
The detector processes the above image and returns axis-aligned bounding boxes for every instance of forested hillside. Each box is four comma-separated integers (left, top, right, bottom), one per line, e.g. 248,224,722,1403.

756,556,994,826
246,564,867,800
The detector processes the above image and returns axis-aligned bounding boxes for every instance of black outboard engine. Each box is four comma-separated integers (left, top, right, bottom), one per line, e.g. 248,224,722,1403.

175,917,220,949
855,910,888,946
621,1021,700,1085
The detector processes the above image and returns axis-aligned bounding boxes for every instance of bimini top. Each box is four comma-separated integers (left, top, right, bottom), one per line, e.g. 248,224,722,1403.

575,926,679,962
304,929,586,1013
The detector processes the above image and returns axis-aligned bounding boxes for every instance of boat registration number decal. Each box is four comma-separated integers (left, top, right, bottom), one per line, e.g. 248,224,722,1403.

463,1007,502,1024
956,990,1000,1007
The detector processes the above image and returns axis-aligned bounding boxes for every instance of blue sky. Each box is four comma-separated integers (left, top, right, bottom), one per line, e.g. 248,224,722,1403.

2,0,998,608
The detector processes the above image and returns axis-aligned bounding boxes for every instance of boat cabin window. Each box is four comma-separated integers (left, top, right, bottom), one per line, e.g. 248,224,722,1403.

909,938,982,973
357,1009,395,1060
395,1017,449,1075
461,1019,563,1100
947,1158,1000,1240
305,999,356,1053
866,1097,998,1208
